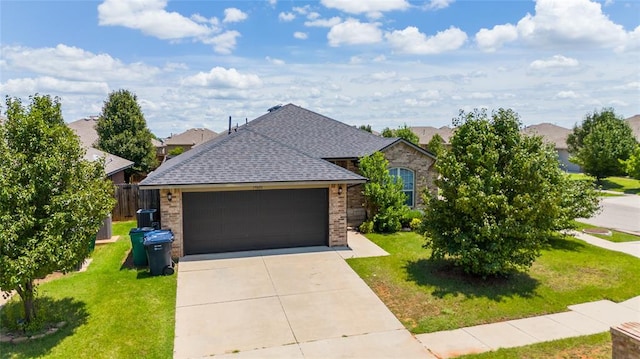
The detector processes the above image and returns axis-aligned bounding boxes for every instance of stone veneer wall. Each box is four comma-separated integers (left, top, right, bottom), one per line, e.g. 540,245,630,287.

159,188,184,258
382,142,437,209
328,183,348,246
611,322,640,359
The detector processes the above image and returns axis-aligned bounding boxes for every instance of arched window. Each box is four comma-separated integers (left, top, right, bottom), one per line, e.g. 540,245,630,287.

389,168,414,207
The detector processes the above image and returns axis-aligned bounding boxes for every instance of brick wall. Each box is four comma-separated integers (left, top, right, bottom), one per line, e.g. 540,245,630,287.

328,183,348,246
611,322,640,359
382,141,437,209
159,188,184,258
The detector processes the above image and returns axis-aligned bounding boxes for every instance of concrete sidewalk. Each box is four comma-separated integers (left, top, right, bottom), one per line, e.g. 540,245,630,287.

572,230,640,258
416,296,640,358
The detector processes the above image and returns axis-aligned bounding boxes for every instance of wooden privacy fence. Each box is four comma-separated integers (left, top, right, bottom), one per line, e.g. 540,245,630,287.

113,184,160,222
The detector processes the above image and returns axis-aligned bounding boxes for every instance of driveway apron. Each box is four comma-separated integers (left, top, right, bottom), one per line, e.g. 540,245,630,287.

173,247,432,358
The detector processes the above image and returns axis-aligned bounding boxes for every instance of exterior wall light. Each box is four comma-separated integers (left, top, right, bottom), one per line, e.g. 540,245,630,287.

338,186,343,195
167,192,173,202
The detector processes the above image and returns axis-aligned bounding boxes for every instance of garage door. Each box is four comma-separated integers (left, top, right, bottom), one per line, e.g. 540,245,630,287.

182,188,329,254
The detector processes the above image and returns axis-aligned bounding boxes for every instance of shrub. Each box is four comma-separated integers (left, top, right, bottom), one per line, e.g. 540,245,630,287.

359,220,374,234
410,218,422,232
401,209,423,228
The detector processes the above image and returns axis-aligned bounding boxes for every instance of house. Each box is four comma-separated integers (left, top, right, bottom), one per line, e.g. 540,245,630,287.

163,128,217,155
522,123,581,173
140,104,437,257
626,115,640,141
67,117,135,184
411,126,455,149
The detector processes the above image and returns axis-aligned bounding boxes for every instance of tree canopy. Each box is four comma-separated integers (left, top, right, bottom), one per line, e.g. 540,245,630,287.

0,95,115,323
426,133,445,156
96,89,157,178
422,109,599,277
621,144,640,180
567,108,637,180
381,124,420,145
358,124,372,133
359,152,408,233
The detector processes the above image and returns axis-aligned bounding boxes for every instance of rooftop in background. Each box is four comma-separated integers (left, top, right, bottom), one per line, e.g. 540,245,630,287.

522,123,572,149
67,117,99,148
164,128,217,147
67,117,134,176
410,126,455,145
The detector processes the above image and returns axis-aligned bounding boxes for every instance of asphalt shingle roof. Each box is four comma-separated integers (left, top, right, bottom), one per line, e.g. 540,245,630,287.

247,104,397,159
141,127,365,186
164,128,217,147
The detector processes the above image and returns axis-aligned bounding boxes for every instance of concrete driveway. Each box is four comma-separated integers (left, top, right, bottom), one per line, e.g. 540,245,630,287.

174,247,432,358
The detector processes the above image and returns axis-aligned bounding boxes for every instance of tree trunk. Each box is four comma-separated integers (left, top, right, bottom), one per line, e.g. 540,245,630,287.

16,280,36,324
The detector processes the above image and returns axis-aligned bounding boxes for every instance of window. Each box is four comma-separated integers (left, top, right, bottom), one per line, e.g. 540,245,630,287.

389,168,414,207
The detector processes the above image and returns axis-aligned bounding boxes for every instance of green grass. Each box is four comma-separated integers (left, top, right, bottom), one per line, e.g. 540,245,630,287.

0,221,177,359
347,232,640,334
573,221,640,243
568,174,640,195
459,332,611,359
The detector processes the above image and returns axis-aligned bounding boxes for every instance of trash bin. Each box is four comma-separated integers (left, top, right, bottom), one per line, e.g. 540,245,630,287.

143,230,174,276
129,227,155,266
136,209,158,229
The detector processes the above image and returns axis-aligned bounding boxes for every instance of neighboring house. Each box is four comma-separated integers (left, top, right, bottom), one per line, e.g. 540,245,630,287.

522,123,581,173
626,115,640,141
410,125,454,149
140,104,437,257
163,128,217,155
152,137,166,164
67,117,135,183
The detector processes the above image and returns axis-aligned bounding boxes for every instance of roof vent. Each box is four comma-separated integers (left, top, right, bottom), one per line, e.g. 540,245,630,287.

267,104,282,112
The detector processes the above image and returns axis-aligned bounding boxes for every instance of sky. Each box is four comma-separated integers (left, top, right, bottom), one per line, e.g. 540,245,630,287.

1,0,639,137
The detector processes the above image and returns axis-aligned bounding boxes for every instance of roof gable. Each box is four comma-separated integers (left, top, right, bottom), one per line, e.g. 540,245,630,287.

141,127,365,187
246,104,396,159
522,123,571,149
164,128,217,147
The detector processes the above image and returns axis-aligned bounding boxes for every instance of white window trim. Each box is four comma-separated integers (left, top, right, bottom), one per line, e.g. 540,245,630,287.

389,167,415,207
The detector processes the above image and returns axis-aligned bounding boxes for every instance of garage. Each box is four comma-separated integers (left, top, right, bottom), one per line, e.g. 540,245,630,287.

182,188,329,254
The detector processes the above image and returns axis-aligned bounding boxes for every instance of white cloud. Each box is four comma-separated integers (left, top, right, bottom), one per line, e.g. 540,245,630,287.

328,19,383,46
278,12,295,21
1,77,110,95
469,92,494,99
476,0,636,52
203,31,241,54
293,5,311,15
305,16,342,28
556,90,579,99
1,44,159,82
98,0,215,40
294,32,308,40
307,12,321,20
373,55,387,62
223,8,248,23
320,0,409,14
371,71,397,80
425,0,455,10
386,26,467,54
529,55,579,70
266,56,285,65
475,24,518,52
182,67,262,89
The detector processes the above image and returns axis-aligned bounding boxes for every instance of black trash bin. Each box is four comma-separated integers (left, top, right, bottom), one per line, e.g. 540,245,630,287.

143,230,174,276
137,209,158,229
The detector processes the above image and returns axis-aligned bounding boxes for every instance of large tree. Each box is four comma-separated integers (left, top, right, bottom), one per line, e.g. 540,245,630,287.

359,152,408,233
96,89,157,179
381,124,420,145
426,133,445,156
422,109,599,277
0,95,115,323
567,108,637,180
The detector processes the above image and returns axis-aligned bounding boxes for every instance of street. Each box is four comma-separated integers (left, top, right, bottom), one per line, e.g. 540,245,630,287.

579,194,640,234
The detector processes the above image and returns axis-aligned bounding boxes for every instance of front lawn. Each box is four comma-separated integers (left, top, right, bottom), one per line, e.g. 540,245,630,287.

347,232,640,334
573,221,640,243
569,174,640,195
0,221,177,359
